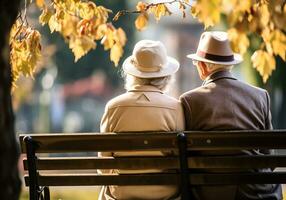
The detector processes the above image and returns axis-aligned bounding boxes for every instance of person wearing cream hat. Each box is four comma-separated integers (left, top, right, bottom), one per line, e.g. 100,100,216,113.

180,31,282,200
98,40,184,200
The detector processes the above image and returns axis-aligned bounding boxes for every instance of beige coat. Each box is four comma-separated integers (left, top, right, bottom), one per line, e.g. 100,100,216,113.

180,70,282,200
99,85,185,200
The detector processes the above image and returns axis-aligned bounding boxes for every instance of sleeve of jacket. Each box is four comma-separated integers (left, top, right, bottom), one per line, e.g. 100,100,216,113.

176,103,185,131
265,91,273,130
261,91,274,155
179,95,192,130
98,105,113,174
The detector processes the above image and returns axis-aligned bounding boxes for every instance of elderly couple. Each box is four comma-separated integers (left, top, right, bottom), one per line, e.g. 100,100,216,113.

98,31,283,200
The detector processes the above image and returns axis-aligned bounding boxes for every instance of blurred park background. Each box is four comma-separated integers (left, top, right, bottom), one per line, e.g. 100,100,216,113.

15,0,286,199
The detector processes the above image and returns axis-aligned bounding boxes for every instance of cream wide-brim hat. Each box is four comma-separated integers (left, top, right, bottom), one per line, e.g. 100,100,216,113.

123,40,180,78
187,31,243,65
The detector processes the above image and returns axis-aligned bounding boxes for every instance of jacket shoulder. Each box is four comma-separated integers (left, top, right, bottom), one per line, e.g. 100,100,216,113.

106,92,181,110
105,93,131,109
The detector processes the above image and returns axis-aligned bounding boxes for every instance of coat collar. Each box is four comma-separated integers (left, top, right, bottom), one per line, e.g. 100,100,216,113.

128,85,163,93
202,70,237,86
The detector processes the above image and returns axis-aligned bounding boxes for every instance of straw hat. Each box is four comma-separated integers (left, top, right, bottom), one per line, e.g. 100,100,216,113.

123,40,180,78
187,31,243,65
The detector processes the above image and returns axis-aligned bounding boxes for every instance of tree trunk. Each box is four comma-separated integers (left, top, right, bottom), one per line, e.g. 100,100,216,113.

0,0,22,199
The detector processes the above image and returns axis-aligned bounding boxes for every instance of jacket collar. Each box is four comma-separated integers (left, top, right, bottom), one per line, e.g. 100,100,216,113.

202,70,237,86
128,85,163,93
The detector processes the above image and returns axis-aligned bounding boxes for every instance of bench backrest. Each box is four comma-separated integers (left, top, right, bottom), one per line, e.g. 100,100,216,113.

19,130,286,200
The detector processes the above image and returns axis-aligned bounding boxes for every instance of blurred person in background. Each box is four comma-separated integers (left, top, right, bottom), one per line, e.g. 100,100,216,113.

180,31,283,200
98,40,185,200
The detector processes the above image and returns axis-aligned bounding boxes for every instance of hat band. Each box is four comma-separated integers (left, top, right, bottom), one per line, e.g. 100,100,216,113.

131,58,161,72
197,50,234,62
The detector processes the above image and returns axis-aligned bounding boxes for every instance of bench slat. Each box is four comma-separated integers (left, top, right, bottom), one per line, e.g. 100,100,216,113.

20,131,286,153
19,133,177,153
24,172,286,186
24,174,179,186
23,157,179,170
189,172,286,185
23,155,286,170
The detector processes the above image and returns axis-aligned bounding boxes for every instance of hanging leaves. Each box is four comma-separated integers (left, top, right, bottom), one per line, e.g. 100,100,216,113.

227,28,249,55
191,0,222,29
251,50,276,83
9,0,286,89
37,0,124,65
189,0,285,82
10,21,42,89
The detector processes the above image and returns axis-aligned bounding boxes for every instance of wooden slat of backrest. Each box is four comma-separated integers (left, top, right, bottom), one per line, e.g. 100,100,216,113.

24,174,179,186
24,172,286,186
19,133,178,153
189,172,286,185
23,155,286,171
20,130,286,154
188,155,286,169
185,130,286,150
23,157,179,170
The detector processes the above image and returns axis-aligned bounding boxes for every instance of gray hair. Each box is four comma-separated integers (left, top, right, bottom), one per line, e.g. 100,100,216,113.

123,73,174,92
204,62,233,72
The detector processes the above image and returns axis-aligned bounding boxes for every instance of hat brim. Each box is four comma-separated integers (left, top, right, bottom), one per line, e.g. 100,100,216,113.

122,56,180,78
186,53,243,65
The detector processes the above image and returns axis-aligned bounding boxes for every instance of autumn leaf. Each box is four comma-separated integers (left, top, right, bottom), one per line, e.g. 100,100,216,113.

48,15,61,33
227,28,249,55
135,13,148,31
36,0,45,8
258,4,270,29
10,25,42,89
39,8,53,26
116,28,127,46
110,43,123,66
61,14,78,37
152,4,172,21
69,36,96,62
136,1,147,12
271,30,286,61
78,1,96,20
251,50,276,83
191,0,222,29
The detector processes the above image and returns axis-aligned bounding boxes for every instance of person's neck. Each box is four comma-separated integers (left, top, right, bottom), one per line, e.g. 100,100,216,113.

204,69,230,81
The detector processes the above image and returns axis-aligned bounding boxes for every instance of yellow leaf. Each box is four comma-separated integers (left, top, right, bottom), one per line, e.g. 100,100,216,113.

94,24,107,40
227,28,249,55
135,13,148,31
69,36,96,62
258,4,270,28
136,1,147,12
271,30,286,61
152,4,171,21
251,50,275,83
94,6,112,26
78,2,96,20
116,28,127,46
61,14,78,37
191,0,222,29
100,26,115,50
10,27,42,88
110,43,123,66
39,8,53,26
48,15,61,33
36,0,45,8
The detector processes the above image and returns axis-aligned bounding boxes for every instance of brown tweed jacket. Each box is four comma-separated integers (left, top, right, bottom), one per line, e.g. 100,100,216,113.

180,70,283,200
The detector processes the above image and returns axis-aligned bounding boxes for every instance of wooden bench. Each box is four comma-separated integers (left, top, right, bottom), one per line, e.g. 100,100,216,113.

19,130,286,200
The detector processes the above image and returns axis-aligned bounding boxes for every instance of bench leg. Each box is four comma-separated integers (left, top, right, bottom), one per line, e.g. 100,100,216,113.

177,132,191,200
44,187,50,200
24,136,40,200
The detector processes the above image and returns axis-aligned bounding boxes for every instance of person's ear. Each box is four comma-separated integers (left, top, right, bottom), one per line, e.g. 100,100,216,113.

198,62,209,78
